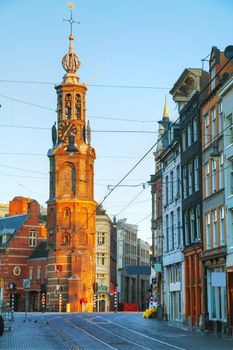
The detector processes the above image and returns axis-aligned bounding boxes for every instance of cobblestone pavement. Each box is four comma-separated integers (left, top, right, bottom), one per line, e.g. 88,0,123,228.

0,313,69,350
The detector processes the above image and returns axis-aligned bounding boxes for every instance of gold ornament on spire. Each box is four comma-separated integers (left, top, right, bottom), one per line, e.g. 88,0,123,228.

68,2,74,9
62,2,81,78
163,96,169,119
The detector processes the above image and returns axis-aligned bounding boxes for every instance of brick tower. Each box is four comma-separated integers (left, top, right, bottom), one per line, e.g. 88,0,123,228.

46,15,96,312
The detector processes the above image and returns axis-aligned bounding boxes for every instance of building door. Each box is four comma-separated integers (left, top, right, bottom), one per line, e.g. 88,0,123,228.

228,273,233,327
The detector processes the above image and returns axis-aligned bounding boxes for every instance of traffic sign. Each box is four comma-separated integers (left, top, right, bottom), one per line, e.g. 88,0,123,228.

23,279,31,290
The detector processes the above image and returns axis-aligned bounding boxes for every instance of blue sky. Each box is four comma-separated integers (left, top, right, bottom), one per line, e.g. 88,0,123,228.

0,0,232,244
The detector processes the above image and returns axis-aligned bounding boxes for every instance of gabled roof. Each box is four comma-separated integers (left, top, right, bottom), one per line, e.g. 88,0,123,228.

0,214,28,236
28,240,49,260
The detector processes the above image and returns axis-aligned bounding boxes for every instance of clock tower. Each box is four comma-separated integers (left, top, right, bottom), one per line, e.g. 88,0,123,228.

46,15,96,312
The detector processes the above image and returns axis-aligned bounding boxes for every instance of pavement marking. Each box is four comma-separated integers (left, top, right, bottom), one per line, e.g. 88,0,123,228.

90,316,187,350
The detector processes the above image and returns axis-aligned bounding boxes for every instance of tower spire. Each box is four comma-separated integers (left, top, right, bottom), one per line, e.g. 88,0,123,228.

163,95,169,120
62,3,81,83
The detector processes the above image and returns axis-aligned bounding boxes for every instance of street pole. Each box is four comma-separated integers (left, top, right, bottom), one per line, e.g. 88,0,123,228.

59,292,62,313
25,290,28,321
11,293,14,321
114,290,117,313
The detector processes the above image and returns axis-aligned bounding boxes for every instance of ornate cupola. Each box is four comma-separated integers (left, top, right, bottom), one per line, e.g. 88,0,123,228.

46,4,96,313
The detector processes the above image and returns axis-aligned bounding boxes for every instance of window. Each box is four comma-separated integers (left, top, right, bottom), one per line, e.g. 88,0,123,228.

170,212,174,250
63,234,70,245
210,65,216,91
188,161,193,196
166,215,169,252
218,101,223,134
2,234,7,244
212,210,218,248
183,166,187,199
196,205,201,240
205,162,210,197
220,207,225,245
206,213,211,249
170,171,174,202
97,231,106,245
193,117,198,142
194,156,199,192
65,93,72,119
75,94,81,119
230,158,233,195
182,129,186,151
176,165,180,198
29,266,34,281
165,176,169,205
184,211,189,246
207,268,226,321
187,123,192,147
29,231,37,247
212,108,216,139
190,208,195,243
212,160,217,193
97,253,106,266
219,154,224,189
177,207,181,248
226,114,233,146
205,114,210,145
37,266,42,281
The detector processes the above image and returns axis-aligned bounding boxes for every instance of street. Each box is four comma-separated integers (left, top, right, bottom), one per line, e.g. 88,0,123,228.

1,312,233,350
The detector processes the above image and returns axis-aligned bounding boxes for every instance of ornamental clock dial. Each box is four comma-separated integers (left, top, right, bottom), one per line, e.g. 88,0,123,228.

58,120,78,142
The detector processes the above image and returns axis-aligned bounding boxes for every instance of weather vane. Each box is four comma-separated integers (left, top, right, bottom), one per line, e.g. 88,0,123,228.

63,2,80,35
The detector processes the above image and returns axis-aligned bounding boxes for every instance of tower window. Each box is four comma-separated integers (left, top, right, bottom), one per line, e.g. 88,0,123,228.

65,94,72,119
57,95,62,121
63,234,70,245
75,94,81,119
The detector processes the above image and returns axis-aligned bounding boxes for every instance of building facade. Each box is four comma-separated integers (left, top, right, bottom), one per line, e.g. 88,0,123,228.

96,206,117,312
158,105,184,322
201,47,233,331
0,197,46,311
170,68,209,326
116,219,150,311
46,28,96,312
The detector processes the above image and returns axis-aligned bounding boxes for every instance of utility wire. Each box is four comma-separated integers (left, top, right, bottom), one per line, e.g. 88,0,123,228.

0,79,170,90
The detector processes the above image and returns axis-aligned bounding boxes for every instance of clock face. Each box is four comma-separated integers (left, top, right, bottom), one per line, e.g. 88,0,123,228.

58,120,78,142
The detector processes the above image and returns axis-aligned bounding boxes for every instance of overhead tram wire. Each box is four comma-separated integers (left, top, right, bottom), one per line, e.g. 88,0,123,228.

0,79,171,90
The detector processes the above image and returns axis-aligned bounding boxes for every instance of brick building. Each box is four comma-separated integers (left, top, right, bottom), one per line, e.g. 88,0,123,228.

0,197,46,311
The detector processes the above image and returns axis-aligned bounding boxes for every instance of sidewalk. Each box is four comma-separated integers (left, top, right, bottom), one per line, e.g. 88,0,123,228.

0,313,66,349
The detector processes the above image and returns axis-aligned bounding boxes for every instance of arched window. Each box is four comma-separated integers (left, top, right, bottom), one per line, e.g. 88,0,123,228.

65,94,72,119
75,94,81,119
63,207,71,228
48,208,55,229
60,163,76,197
57,95,62,121
63,233,70,245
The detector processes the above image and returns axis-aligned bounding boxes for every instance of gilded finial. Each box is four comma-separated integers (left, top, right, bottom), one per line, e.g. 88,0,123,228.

62,3,81,79
163,95,169,120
